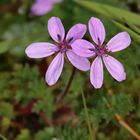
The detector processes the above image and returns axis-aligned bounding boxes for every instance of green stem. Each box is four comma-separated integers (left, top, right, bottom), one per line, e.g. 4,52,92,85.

81,90,94,140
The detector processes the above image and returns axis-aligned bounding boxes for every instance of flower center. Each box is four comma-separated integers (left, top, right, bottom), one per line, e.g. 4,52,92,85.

90,46,107,56
58,41,71,53
95,47,107,56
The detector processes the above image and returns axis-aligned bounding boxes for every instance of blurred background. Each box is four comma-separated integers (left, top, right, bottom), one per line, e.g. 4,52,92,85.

0,0,140,140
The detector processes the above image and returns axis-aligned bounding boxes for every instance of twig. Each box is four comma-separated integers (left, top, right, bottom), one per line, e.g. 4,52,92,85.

115,114,140,140
57,67,76,103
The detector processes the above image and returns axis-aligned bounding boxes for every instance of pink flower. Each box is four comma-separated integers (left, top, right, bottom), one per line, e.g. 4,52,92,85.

31,0,62,16
72,17,131,89
25,17,90,86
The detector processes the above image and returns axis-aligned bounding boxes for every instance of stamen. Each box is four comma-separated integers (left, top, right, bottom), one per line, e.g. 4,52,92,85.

89,48,95,52
58,41,69,53
67,37,73,43
90,45,107,56
98,38,101,46
61,45,65,49
57,34,61,41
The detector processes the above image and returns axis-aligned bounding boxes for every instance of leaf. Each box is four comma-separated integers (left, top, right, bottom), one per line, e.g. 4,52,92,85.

35,128,54,140
0,40,13,54
80,93,134,124
57,124,89,140
74,0,140,25
15,129,31,140
0,22,48,55
0,32,47,54
0,102,15,119
110,93,134,115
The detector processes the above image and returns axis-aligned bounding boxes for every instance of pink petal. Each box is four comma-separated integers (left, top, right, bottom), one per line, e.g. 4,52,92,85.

89,17,106,45
45,52,64,86
90,56,103,89
103,55,126,82
25,42,58,58
71,39,95,57
66,24,87,44
48,17,65,43
66,50,90,71
31,0,53,16
106,32,131,52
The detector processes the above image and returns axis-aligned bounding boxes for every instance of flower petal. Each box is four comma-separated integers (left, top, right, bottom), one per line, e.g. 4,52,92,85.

25,42,58,58
71,39,95,58
66,50,90,71
66,24,87,44
103,55,126,81
90,56,103,89
45,52,64,86
31,0,53,16
106,32,131,52
48,17,65,42
89,17,106,45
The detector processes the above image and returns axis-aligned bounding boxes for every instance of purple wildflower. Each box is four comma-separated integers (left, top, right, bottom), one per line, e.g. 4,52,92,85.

31,0,62,16
72,17,131,89
25,17,90,86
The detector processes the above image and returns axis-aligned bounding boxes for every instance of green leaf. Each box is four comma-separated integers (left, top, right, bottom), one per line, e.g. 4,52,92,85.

110,93,134,115
57,124,88,140
0,102,15,119
81,93,134,124
74,0,140,25
0,40,13,54
15,129,31,140
0,22,48,55
0,32,46,54
35,128,54,140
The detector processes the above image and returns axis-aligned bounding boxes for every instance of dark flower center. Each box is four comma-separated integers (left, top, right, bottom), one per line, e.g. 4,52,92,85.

56,34,73,53
92,38,109,56
58,41,71,53
95,46,107,56
90,46,108,56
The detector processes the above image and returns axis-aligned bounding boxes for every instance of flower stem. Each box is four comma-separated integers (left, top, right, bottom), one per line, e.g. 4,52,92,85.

81,90,94,140
57,66,76,103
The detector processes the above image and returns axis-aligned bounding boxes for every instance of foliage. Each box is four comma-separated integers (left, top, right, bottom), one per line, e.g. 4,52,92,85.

0,0,140,139
80,92,134,126
57,124,88,140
